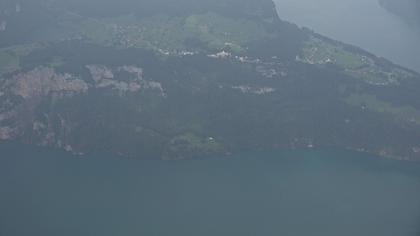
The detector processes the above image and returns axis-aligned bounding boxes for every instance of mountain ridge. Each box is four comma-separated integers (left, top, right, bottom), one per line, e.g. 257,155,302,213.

0,0,419,160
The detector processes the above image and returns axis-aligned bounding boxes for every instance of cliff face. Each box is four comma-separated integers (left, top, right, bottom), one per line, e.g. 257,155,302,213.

0,0,420,160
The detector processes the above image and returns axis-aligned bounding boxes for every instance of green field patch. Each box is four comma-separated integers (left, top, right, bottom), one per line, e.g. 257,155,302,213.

346,94,420,125
0,51,19,74
79,19,116,45
46,56,65,68
136,16,186,50
0,44,41,74
69,12,268,53
164,132,224,159
184,13,266,52
302,37,413,86
302,37,365,69
357,72,398,85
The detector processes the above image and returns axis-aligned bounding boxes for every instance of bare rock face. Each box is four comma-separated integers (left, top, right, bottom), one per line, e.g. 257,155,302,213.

86,64,114,83
0,67,88,145
0,126,13,139
0,64,166,154
9,67,88,99
86,64,165,96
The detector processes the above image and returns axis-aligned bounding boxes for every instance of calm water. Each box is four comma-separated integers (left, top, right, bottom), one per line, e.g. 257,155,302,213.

1,142,420,236
274,0,420,72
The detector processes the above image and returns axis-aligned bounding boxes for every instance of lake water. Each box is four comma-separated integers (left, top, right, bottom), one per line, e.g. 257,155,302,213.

1,142,420,236
274,0,420,72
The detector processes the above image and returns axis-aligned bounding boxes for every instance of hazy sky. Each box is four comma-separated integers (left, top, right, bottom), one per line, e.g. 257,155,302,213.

274,0,420,72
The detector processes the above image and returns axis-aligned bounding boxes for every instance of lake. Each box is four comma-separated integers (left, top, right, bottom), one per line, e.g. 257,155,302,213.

1,142,420,236
274,0,420,72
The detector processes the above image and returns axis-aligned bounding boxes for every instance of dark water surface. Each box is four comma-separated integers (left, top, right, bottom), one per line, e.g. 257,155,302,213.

1,142,420,236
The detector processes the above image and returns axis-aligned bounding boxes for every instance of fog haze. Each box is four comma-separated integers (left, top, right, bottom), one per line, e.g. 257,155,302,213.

274,0,420,72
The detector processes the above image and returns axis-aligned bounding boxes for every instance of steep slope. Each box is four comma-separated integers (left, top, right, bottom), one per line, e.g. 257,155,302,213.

0,0,420,160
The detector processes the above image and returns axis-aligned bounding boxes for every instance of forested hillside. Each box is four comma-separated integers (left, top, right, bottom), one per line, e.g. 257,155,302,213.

0,0,420,160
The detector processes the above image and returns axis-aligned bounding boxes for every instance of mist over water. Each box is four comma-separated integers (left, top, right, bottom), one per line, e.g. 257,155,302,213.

274,0,420,72
1,143,420,236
